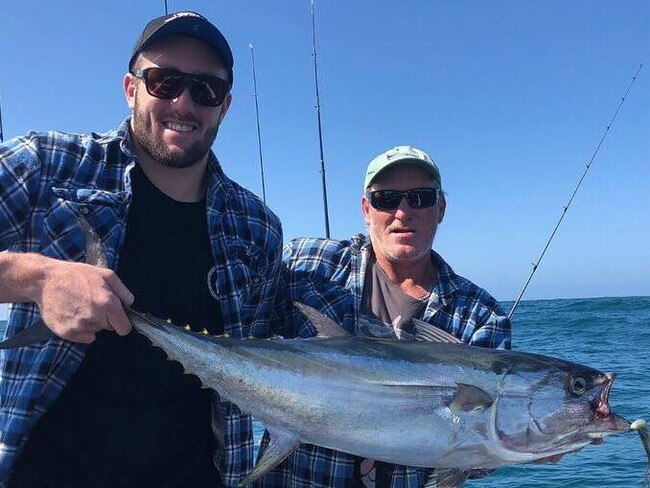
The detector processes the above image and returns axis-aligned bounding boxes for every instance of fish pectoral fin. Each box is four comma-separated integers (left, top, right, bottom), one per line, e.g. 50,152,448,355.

77,213,108,268
412,319,464,344
238,429,300,487
0,321,54,349
293,302,352,338
448,383,494,413
426,469,472,488
357,320,400,340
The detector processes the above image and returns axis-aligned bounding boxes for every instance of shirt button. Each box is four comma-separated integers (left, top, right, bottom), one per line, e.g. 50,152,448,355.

80,206,90,215
251,276,261,284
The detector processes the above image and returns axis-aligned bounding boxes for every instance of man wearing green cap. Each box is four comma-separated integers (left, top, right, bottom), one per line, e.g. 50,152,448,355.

257,145,511,488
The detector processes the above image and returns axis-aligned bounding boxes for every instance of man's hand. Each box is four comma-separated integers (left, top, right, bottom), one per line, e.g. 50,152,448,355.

36,259,134,343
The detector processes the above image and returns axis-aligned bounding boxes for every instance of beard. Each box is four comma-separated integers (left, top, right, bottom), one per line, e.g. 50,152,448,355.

131,96,220,169
368,221,435,264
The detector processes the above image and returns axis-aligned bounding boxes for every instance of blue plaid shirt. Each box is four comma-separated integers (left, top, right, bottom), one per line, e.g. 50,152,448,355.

0,119,283,487
258,235,511,488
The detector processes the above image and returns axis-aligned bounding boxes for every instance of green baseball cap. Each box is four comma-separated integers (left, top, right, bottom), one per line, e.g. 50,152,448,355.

364,145,441,190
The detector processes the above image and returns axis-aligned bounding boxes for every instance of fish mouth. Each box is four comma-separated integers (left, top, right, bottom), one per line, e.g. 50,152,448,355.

588,373,630,435
593,372,615,419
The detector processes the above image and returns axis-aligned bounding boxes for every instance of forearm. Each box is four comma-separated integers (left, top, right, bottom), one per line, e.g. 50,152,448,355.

0,251,134,342
0,251,50,304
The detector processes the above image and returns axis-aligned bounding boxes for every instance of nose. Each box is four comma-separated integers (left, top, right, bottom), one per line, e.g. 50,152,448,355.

170,86,197,112
393,196,413,220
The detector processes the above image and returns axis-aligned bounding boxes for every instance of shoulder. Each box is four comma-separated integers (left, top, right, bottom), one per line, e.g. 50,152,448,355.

435,252,509,327
452,274,503,312
433,253,511,349
1,124,126,174
6,125,123,153
283,234,366,270
435,253,499,306
209,162,283,252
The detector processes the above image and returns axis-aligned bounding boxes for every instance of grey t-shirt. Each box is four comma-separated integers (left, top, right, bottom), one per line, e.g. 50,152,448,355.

361,257,429,338
357,256,430,488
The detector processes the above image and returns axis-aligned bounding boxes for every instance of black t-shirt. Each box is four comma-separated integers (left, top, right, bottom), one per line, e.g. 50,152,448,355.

11,166,224,487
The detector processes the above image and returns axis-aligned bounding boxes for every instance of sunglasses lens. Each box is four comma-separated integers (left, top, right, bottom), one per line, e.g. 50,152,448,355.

144,68,184,99
140,68,229,107
369,191,402,210
406,189,438,209
368,189,438,210
189,77,229,106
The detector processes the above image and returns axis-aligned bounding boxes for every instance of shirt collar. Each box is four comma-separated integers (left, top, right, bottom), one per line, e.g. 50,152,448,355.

429,250,459,308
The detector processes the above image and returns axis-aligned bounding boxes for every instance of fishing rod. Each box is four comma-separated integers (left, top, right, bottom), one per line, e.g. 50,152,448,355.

249,43,267,203
310,0,331,238
0,85,4,143
0,37,4,143
508,63,643,320
164,0,169,15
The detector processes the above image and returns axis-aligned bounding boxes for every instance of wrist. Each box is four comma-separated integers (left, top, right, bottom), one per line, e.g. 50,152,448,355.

0,252,53,304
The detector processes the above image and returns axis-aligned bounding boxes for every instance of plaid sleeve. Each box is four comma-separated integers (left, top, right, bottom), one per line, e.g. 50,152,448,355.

466,292,512,350
272,238,357,338
0,134,43,250
428,260,512,352
456,286,511,349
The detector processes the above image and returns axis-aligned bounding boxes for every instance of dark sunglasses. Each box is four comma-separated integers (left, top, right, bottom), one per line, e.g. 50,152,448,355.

132,67,230,107
366,188,440,210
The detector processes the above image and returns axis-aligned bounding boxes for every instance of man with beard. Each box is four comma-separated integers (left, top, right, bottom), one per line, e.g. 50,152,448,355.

0,12,282,488
258,146,510,488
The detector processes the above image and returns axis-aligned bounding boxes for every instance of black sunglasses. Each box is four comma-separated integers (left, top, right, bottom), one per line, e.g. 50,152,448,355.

366,188,440,210
132,67,230,107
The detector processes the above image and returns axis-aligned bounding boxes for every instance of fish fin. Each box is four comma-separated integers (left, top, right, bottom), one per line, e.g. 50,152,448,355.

448,383,493,413
238,429,300,486
127,309,181,333
357,316,400,340
412,319,463,344
423,472,437,488
76,213,108,268
0,321,54,349
292,302,352,338
427,469,472,488
358,313,420,341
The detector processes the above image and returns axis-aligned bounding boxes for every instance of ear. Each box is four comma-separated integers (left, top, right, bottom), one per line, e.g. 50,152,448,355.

361,194,371,226
124,73,137,111
437,192,447,224
217,92,233,124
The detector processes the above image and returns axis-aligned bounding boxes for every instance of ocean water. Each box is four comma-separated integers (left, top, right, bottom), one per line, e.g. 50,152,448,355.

1,296,649,487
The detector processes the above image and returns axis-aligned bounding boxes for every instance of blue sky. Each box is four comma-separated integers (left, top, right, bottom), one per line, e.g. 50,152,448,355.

0,1,648,321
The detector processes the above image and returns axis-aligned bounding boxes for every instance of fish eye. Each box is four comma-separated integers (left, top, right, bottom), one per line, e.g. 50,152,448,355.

569,375,588,396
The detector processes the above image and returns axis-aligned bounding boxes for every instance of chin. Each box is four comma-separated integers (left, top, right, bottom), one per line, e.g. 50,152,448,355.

387,246,427,263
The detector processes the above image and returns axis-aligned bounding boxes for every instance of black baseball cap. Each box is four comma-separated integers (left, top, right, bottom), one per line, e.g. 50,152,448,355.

129,11,234,86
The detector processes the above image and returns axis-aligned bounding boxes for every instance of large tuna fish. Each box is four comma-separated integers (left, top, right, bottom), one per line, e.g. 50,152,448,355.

126,305,639,488
1,220,647,488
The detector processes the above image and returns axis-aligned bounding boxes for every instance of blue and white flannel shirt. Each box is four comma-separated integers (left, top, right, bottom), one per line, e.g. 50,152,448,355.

0,118,283,487
257,235,511,488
